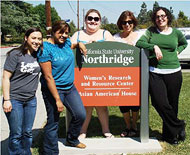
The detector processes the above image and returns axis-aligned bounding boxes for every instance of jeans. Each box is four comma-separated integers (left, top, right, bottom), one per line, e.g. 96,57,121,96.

5,97,37,155
41,85,86,155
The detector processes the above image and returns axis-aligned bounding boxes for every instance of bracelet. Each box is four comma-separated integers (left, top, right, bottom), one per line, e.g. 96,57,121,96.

4,99,10,101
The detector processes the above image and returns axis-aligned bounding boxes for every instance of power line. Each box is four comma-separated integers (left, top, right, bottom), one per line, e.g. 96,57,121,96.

67,0,77,16
67,0,83,29
77,0,79,30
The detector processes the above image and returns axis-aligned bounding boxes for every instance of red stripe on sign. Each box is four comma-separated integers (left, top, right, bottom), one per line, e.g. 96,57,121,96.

74,67,140,106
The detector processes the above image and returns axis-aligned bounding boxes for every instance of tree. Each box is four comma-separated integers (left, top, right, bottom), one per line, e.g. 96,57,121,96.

137,2,148,25
1,1,61,43
137,1,182,29
69,20,77,36
101,16,109,25
169,7,173,14
153,1,159,12
32,4,46,31
101,23,120,35
176,11,190,27
1,1,41,42
32,4,61,35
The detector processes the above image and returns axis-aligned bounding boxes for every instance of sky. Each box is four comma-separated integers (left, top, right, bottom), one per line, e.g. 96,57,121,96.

25,0,190,28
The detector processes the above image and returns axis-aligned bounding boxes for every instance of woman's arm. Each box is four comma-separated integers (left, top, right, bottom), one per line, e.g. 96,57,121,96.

136,30,155,51
71,42,87,56
136,28,163,60
2,70,12,113
70,32,87,56
39,61,64,112
177,30,188,54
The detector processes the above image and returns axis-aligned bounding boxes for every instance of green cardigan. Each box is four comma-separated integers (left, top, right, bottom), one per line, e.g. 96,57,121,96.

136,27,188,69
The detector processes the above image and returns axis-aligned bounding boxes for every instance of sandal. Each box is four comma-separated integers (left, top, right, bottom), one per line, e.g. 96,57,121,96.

103,132,114,138
129,128,137,137
120,128,130,137
78,133,86,139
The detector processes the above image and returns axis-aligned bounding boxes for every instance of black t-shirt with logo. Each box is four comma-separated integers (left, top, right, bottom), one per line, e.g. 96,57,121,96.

4,49,41,101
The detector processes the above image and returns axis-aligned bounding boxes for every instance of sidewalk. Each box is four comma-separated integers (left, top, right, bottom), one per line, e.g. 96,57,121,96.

58,137,162,155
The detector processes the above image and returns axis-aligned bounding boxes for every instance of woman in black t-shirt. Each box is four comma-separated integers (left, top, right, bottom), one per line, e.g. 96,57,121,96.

2,28,43,155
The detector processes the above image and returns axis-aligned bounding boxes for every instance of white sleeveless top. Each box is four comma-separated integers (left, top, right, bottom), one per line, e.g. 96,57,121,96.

113,32,141,46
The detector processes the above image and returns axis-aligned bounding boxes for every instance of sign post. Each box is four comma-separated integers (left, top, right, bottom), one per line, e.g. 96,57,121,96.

66,41,149,143
140,49,149,143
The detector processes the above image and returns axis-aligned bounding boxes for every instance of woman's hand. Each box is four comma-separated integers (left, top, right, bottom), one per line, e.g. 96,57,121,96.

154,45,163,60
2,70,12,113
78,42,87,56
56,100,64,112
3,101,12,113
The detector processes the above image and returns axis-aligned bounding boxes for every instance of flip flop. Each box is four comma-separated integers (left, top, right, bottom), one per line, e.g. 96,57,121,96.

120,128,130,137
129,128,137,137
103,132,114,138
78,133,86,139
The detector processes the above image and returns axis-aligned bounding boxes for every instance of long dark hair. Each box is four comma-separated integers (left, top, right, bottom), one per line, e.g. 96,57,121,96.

151,7,173,26
7,27,43,56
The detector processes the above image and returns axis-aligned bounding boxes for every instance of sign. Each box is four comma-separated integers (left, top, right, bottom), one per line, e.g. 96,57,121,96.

74,41,140,106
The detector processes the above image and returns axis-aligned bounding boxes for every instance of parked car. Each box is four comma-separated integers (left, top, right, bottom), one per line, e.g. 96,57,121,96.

178,34,190,64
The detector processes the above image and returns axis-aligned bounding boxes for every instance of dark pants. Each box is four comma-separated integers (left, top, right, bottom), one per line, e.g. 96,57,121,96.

149,71,185,139
41,85,86,155
119,106,140,113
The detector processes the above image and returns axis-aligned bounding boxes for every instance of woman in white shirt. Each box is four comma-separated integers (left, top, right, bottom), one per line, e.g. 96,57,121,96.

114,10,140,137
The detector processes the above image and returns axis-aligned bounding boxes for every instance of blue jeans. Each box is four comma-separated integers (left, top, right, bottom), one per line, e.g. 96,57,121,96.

5,97,37,155
41,85,86,155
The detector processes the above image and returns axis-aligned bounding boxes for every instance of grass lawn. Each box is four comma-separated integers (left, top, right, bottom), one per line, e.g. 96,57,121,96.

32,72,190,155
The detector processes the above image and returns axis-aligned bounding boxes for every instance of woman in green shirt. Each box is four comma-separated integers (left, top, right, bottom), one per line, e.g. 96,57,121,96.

136,7,188,145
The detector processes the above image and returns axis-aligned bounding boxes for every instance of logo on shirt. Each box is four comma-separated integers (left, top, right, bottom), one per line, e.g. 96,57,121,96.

20,61,39,74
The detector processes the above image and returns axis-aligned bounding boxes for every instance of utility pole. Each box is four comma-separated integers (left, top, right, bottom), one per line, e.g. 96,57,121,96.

83,9,85,30
77,0,79,30
45,0,52,39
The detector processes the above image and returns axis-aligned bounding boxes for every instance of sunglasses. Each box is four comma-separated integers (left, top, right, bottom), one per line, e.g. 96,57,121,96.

87,16,100,22
121,20,133,25
156,14,167,19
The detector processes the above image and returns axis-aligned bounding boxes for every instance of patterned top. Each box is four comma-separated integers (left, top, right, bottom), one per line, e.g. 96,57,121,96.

37,38,74,90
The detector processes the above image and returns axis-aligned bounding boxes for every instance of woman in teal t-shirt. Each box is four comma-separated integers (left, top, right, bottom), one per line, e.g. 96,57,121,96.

37,21,87,154
136,7,187,145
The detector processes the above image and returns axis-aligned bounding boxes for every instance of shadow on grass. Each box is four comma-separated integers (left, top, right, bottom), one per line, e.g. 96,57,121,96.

58,115,163,139
31,114,163,154
58,114,126,138
32,129,44,154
